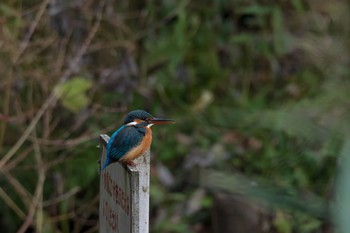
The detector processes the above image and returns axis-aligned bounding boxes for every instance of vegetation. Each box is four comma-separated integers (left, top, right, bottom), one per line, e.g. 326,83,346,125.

0,0,349,232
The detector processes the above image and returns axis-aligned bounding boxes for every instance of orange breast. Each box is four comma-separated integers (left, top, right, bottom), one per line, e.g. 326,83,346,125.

120,127,152,162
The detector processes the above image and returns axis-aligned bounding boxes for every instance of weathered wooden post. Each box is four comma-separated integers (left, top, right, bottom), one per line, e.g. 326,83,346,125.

99,134,150,233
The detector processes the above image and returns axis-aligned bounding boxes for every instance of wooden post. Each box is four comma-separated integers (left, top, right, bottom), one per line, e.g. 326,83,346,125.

99,134,150,233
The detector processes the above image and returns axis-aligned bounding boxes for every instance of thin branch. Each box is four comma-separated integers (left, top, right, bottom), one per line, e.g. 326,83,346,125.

0,187,26,220
132,0,189,41
16,168,45,233
12,0,50,64
17,131,46,233
47,212,76,223
37,125,115,148
43,187,81,207
33,130,44,233
1,170,32,207
0,0,105,170
5,146,33,171
0,93,57,169
0,68,12,151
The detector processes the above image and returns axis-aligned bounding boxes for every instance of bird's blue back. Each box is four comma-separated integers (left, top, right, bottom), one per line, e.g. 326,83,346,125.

102,125,146,170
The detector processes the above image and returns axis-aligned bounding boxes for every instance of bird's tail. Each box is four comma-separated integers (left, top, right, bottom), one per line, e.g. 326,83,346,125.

101,157,110,171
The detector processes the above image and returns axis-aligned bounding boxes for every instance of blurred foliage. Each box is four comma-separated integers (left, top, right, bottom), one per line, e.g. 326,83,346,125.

0,0,349,232
54,77,92,113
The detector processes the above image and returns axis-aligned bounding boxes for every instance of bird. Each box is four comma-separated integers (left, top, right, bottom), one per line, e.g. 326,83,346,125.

101,110,175,170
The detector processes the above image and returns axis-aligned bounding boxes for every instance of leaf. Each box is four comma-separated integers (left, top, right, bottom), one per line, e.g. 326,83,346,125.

274,210,292,233
54,77,92,113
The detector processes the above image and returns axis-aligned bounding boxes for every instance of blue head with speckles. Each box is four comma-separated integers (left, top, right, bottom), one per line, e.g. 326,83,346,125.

123,110,153,125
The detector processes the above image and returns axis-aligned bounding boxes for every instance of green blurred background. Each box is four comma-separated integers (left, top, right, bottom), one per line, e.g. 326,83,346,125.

0,0,349,232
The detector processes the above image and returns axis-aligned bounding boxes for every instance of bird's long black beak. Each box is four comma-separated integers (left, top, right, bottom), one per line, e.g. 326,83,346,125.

149,117,176,125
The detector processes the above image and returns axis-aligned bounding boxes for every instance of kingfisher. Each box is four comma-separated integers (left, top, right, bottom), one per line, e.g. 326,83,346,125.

101,110,175,170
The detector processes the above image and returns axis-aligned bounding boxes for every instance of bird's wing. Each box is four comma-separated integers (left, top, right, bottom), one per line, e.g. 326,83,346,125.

106,126,144,161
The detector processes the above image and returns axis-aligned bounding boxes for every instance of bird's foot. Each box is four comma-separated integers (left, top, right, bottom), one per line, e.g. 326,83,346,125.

125,161,137,167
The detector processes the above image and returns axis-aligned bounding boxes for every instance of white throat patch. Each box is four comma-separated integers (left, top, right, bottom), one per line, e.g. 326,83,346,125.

126,121,137,126
126,121,153,128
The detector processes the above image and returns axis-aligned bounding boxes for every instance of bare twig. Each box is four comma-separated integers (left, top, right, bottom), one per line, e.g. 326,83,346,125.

47,212,76,223
0,0,105,170
0,187,26,220
87,40,136,53
72,195,99,232
12,0,50,64
1,2,106,231
17,131,45,233
42,125,115,169
5,146,34,171
1,170,32,207
132,0,189,41
33,131,44,233
0,94,57,169
54,33,72,75
16,167,45,233
0,68,12,151
43,186,81,207
37,125,115,148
